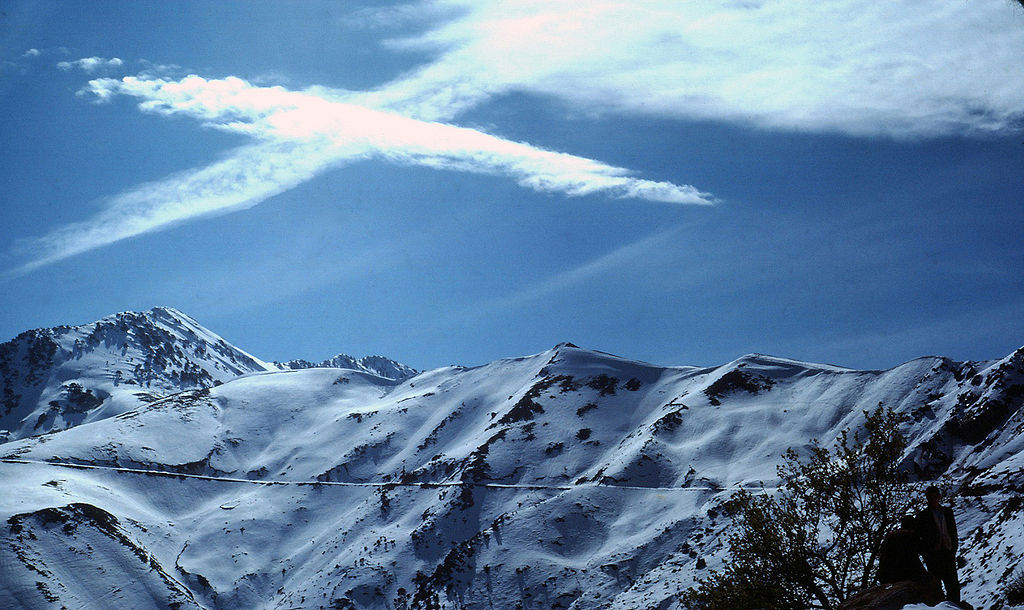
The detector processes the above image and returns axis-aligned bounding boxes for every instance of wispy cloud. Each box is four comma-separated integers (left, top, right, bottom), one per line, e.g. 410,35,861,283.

474,227,685,316
23,48,41,58
57,56,124,73
9,140,329,276
359,0,1024,136
7,74,711,275
343,1,465,30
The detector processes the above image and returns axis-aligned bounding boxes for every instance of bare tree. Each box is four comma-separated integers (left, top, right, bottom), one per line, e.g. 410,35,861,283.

683,406,917,610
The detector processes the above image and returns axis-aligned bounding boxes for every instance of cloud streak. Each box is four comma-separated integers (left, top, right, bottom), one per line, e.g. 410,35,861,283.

57,56,124,72
359,0,1024,136
8,74,711,274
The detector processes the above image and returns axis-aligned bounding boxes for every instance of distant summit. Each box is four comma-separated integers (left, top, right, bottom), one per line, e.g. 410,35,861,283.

274,353,416,382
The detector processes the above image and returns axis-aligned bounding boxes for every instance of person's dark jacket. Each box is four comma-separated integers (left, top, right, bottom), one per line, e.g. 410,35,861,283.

915,506,957,554
877,526,929,584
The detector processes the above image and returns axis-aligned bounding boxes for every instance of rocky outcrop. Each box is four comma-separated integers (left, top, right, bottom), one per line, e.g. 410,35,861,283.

838,581,945,610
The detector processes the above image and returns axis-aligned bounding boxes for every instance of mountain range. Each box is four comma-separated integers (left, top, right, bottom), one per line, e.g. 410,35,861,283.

1,308,1022,609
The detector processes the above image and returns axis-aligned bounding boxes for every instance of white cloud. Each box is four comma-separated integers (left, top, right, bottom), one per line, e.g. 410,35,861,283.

359,0,1024,136
24,1,1016,272
84,75,710,205
57,56,124,73
23,48,41,57
9,74,711,274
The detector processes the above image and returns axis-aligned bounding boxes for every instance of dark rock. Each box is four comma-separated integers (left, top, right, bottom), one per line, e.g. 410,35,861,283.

704,369,774,405
838,581,944,610
587,374,618,396
498,375,577,424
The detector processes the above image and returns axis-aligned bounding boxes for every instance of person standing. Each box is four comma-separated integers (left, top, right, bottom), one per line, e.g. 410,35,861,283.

915,485,960,603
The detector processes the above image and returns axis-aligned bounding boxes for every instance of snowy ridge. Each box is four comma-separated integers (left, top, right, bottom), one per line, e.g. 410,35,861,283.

0,316,1022,608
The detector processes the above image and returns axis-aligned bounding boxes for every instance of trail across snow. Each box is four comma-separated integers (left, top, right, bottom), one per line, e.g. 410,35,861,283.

0,458,751,492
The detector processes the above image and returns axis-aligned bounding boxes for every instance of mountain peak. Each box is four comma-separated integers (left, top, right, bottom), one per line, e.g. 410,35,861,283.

2,308,421,440
0,308,282,441
146,305,192,322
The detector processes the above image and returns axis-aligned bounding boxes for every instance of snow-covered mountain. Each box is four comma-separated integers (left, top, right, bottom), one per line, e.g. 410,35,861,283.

0,307,415,443
1,314,1022,609
0,307,273,443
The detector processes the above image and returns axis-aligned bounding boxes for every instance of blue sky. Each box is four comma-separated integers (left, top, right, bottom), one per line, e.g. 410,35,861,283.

2,0,1023,371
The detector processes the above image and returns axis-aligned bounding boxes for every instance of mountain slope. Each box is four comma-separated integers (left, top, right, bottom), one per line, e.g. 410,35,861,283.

2,338,1022,609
